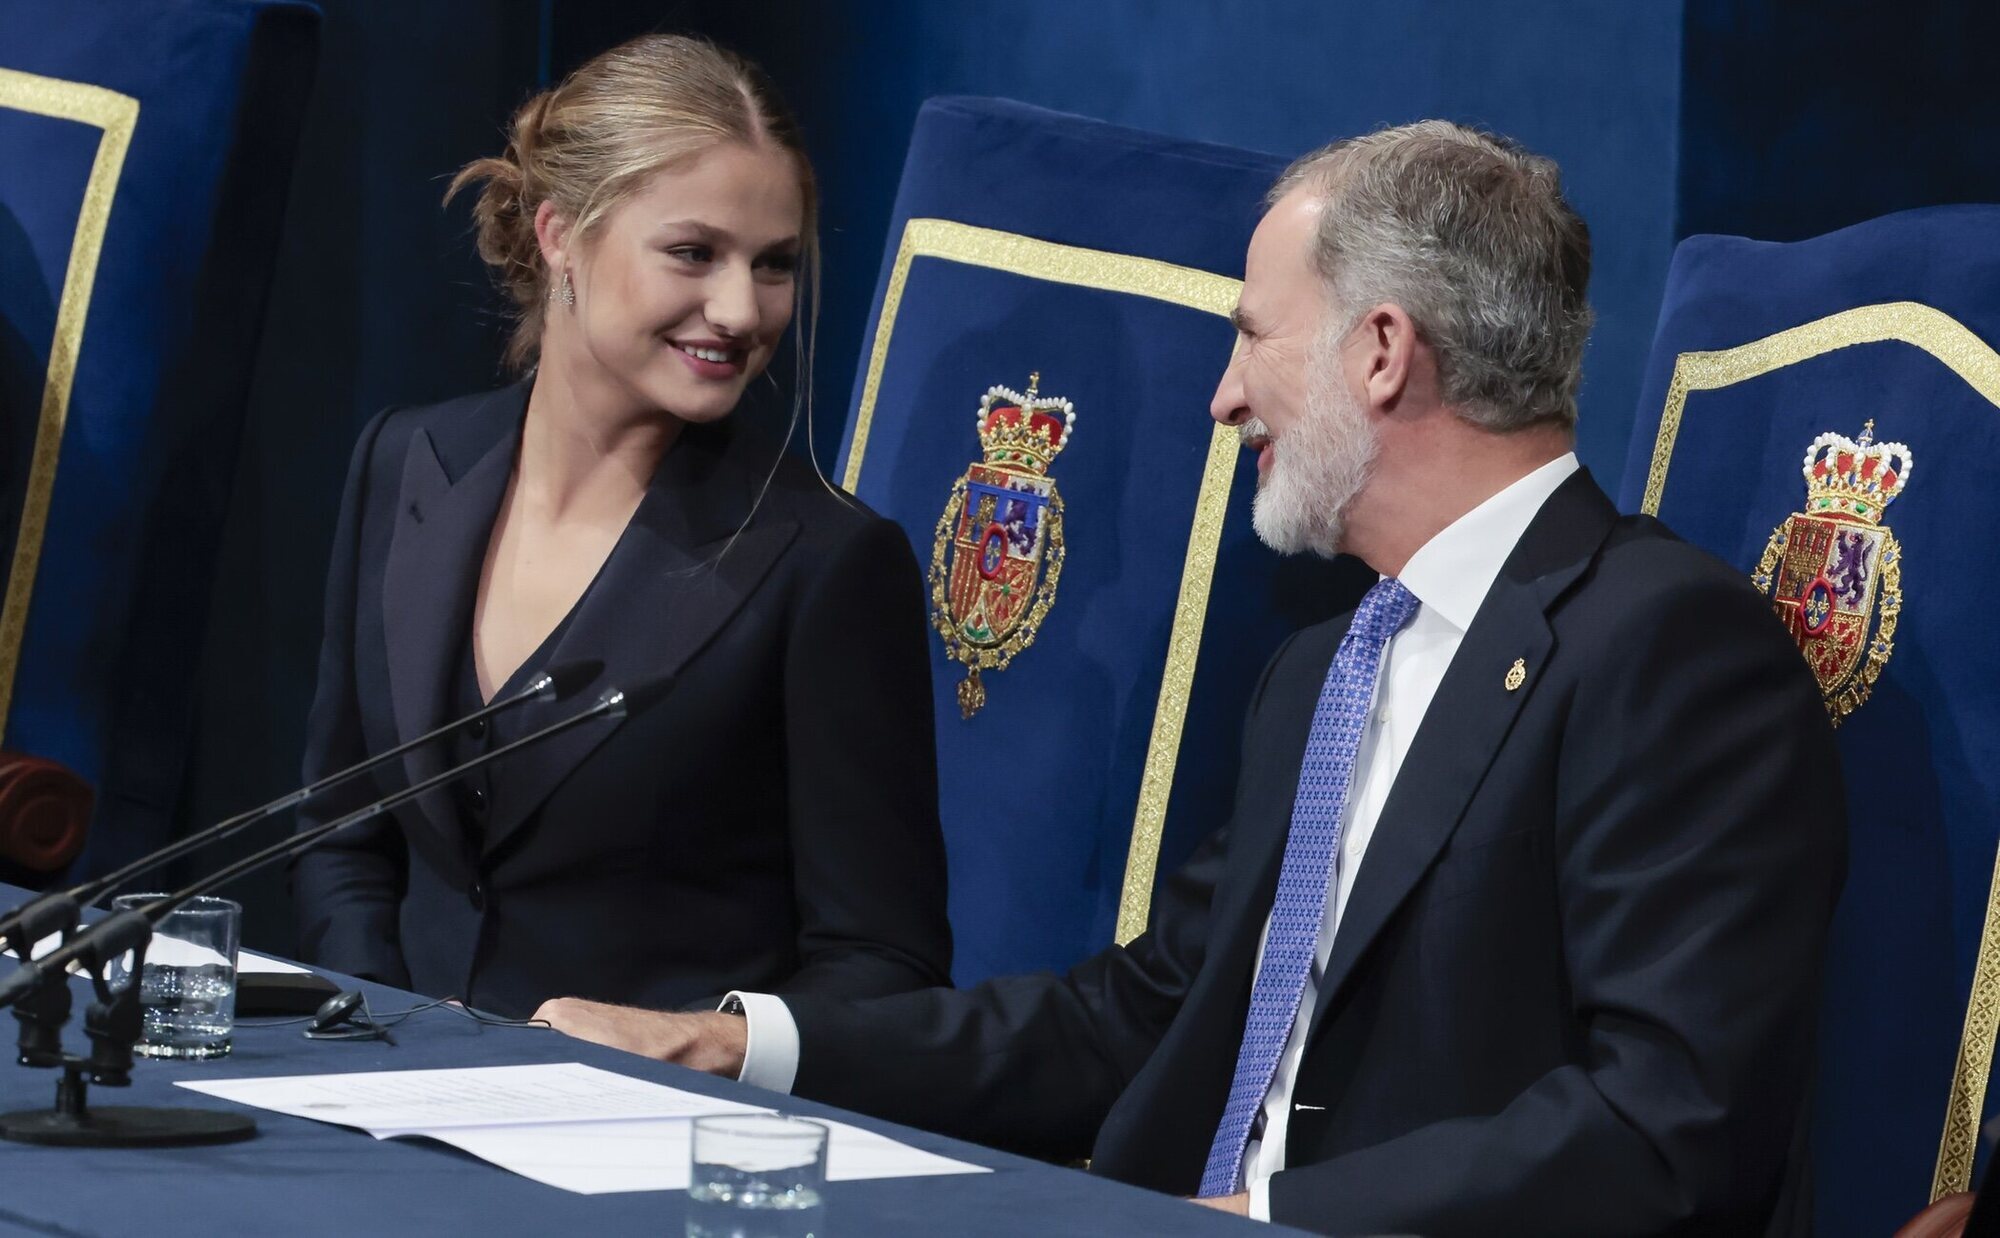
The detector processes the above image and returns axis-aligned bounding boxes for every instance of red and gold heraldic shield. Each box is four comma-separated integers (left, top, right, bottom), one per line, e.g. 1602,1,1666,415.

1752,421,1911,724
930,375,1075,718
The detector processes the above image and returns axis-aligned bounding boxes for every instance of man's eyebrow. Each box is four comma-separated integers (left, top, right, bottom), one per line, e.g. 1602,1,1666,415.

1230,306,1258,335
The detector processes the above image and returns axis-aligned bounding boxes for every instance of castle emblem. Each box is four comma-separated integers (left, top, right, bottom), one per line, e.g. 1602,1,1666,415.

929,374,1074,718
1751,420,1910,724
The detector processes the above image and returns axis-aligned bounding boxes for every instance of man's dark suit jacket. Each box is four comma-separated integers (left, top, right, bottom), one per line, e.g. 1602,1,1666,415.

782,470,1845,1236
291,384,952,1018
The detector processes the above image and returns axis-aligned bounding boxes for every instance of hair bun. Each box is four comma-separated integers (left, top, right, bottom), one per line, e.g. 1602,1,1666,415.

506,89,555,173
445,86,559,336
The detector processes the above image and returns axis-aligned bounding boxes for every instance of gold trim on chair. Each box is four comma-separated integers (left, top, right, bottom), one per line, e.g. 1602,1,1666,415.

1640,300,2000,1201
839,218,1243,944
1640,302,2000,518
0,69,139,742
1115,421,1239,944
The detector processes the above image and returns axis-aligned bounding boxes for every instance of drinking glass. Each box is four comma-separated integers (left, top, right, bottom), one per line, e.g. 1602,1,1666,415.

686,1113,828,1238
104,894,240,1059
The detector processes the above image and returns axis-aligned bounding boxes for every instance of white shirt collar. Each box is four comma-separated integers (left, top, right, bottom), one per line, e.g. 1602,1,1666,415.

1394,453,1580,632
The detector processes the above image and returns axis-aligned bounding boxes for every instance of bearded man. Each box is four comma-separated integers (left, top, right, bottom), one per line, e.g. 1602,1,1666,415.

537,121,1846,1237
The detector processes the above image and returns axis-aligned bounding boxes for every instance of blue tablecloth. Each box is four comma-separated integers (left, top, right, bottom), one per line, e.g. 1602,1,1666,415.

0,885,1276,1237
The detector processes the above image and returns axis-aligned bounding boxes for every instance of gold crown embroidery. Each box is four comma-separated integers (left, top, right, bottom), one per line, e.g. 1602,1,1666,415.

1752,421,1911,723
929,374,1075,718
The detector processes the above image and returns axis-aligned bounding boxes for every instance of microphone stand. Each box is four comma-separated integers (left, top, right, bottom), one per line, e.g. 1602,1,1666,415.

0,685,630,1148
0,661,598,958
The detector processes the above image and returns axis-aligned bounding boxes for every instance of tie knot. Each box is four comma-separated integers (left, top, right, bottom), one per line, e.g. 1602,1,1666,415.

1351,577,1420,645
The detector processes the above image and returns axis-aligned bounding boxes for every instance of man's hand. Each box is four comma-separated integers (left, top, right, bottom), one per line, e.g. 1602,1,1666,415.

1189,1192,1250,1216
533,998,747,1077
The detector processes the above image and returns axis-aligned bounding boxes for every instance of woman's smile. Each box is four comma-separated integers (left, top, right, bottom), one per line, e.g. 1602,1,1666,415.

668,337,748,379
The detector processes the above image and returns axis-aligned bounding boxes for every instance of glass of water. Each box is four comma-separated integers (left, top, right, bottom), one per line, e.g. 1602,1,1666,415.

687,1113,828,1238
105,894,240,1059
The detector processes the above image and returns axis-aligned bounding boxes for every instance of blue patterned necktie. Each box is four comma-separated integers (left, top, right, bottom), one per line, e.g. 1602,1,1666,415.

1197,576,1421,1198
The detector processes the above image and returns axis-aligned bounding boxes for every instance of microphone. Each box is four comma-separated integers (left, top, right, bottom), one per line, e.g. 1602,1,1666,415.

0,660,603,956
0,676,660,1010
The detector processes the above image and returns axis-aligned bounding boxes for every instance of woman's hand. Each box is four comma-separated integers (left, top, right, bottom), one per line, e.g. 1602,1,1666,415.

533,997,747,1076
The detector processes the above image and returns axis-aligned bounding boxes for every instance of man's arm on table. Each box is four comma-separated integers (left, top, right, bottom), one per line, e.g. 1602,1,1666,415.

532,997,752,1077
1260,573,1845,1235
541,827,1227,1162
540,631,1302,1158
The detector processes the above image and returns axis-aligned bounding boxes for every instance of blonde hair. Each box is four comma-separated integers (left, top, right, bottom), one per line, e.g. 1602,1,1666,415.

447,33,819,374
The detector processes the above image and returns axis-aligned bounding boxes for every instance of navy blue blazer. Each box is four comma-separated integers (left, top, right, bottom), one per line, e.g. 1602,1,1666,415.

291,384,952,1017
781,470,1845,1236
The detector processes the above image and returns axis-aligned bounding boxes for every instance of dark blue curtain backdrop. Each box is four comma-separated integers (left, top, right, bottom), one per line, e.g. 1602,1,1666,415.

174,0,540,950
179,0,2000,956
1678,4,2000,244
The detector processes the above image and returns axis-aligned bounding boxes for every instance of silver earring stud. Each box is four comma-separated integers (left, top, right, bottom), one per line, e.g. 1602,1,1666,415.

548,271,575,307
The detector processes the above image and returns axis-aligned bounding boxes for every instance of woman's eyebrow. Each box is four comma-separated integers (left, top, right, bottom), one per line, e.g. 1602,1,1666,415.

651,219,799,253
651,218,728,241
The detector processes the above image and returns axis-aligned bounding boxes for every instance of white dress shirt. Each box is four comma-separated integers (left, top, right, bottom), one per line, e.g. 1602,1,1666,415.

732,453,1581,1225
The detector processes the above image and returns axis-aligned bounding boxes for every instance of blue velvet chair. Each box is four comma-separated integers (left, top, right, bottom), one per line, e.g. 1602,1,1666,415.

836,97,1367,985
1616,205,2000,1237
0,1,319,879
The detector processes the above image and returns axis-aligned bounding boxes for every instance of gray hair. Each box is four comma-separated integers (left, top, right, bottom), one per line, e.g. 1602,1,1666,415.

1270,120,1593,431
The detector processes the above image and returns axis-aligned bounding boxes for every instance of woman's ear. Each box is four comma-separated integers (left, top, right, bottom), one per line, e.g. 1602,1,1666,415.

534,199,572,280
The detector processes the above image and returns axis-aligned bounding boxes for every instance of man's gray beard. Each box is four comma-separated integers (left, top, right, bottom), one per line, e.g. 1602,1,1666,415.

1248,356,1379,558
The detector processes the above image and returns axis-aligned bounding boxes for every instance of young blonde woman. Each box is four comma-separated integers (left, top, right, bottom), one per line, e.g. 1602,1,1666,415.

292,35,950,1019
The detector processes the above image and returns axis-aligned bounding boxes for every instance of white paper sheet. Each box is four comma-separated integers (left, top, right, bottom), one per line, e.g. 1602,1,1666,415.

177,1062,765,1133
425,1115,988,1195
236,949,313,975
28,931,310,975
175,1062,989,1195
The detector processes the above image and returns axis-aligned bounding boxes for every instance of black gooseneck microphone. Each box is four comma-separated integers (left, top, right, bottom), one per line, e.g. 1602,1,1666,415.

0,660,604,955
0,677,655,1010
0,673,667,1149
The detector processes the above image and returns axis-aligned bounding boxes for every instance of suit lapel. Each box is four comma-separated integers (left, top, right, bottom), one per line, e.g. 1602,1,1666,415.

381,392,521,838
479,421,799,858
1301,471,1618,1048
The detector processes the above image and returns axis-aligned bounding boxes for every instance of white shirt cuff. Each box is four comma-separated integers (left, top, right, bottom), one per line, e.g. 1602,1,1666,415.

1248,1173,1272,1222
723,990,800,1095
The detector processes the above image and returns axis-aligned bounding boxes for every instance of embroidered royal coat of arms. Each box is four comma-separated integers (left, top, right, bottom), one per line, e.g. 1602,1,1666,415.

1752,420,1911,724
929,374,1074,718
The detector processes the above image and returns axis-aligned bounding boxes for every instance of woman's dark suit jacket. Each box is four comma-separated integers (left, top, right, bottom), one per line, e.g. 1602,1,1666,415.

291,383,952,1017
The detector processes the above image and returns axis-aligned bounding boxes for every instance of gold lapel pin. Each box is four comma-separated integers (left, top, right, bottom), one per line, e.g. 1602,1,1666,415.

1504,658,1527,692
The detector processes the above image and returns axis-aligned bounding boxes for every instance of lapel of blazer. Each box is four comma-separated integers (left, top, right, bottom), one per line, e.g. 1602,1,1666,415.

381,387,523,840
478,418,800,859
1299,469,1618,1051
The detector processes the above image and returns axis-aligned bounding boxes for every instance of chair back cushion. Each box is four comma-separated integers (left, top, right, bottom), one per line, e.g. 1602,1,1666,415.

1616,204,2000,1236
838,97,1368,983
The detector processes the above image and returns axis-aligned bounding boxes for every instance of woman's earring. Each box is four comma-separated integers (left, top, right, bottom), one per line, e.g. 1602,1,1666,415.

548,271,575,307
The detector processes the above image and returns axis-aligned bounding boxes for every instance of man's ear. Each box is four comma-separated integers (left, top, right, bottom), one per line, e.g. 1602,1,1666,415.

1356,303,1418,414
534,199,572,277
